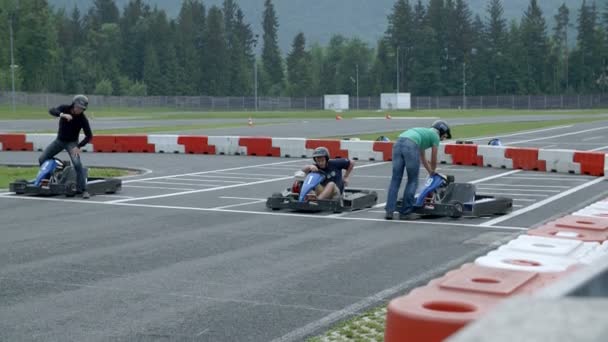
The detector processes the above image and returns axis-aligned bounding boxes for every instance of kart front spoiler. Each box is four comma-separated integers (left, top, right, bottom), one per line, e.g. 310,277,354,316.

266,189,378,213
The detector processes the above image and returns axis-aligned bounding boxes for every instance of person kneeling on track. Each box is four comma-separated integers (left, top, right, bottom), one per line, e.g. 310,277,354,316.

301,147,354,200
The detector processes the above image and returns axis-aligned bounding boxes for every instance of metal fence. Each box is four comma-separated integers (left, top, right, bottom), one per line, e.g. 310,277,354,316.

1,91,608,111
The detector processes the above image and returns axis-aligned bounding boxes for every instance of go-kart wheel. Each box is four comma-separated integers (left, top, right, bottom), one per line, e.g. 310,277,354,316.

65,182,77,197
271,192,282,198
449,200,464,218
446,175,455,183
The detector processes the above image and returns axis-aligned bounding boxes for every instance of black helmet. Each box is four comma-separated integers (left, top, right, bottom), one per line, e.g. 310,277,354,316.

312,147,330,160
72,94,89,110
431,120,451,139
376,136,390,142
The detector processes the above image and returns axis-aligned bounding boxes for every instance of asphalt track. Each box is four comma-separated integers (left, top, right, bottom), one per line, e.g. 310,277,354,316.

1,119,608,341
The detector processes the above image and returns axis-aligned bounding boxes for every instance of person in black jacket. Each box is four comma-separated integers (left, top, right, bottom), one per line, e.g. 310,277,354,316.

39,95,93,198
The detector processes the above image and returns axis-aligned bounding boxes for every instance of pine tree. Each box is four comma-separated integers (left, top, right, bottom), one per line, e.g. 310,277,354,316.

486,0,508,94
386,0,414,92
175,0,205,95
203,6,228,95
286,32,312,96
520,0,549,94
553,3,570,92
261,0,284,95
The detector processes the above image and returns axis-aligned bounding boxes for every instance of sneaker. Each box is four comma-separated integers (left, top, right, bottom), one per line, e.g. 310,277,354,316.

82,191,90,199
399,212,420,220
384,212,394,220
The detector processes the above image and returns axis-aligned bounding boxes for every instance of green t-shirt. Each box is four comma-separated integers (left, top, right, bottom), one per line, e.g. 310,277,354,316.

399,127,440,150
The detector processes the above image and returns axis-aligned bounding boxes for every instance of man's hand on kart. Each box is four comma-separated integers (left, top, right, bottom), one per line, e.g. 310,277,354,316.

60,113,73,121
307,165,319,173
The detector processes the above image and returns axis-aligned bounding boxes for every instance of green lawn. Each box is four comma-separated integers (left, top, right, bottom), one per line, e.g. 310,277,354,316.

0,166,128,189
334,117,608,141
2,104,608,120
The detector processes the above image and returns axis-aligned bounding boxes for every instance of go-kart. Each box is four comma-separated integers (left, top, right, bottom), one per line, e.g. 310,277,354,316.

9,158,122,197
397,174,512,218
266,170,378,213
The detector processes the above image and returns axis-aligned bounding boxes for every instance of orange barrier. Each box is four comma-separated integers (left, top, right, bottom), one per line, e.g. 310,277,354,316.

305,139,349,159
528,215,608,242
444,144,482,166
115,136,155,153
239,137,281,157
0,134,33,151
573,151,605,176
385,263,573,342
505,147,547,171
372,141,393,161
92,136,119,152
177,136,216,154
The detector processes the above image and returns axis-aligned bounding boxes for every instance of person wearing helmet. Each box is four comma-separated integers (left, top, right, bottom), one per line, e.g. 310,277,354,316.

301,147,355,200
38,95,93,198
385,120,451,220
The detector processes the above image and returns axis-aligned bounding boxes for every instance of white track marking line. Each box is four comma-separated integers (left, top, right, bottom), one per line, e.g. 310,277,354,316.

93,194,135,199
220,196,266,201
467,125,573,141
481,183,570,189
582,136,603,141
109,162,389,203
504,176,590,181
541,144,558,149
171,177,246,183
181,174,268,180
481,177,606,226
513,198,538,202
477,192,548,197
122,185,196,191
589,145,608,151
476,187,560,193
507,125,608,145
0,195,526,231
108,176,295,203
131,180,220,187
211,200,267,210
122,159,305,183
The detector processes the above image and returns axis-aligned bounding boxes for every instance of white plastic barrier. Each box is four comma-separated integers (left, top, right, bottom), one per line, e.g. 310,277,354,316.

499,235,599,261
148,135,184,154
424,143,453,164
341,140,384,161
25,134,55,152
539,149,580,174
271,138,308,158
573,207,608,218
477,145,511,169
475,250,578,273
208,136,246,155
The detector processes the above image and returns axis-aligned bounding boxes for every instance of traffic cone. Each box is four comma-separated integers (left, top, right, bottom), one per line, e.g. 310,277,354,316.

385,113,392,120
248,116,254,127
335,114,343,120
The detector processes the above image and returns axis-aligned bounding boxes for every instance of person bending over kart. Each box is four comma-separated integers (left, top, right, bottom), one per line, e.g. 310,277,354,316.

385,120,452,220
301,147,354,201
39,95,93,199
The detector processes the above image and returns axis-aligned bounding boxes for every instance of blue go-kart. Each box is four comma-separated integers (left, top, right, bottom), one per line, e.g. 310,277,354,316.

399,174,513,218
266,170,378,213
9,158,122,197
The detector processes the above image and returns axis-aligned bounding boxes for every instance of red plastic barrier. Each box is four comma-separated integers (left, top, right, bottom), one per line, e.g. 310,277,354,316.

528,215,608,242
373,141,393,161
574,151,605,176
505,147,547,171
305,139,349,158
92,136,119,152
444,144,482,166
0,134,33,151
385,263,573,342
177,136,216,154
115,136,155,153
239,137,280,157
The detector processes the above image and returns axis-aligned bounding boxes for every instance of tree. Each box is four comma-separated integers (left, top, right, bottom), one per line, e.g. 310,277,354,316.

386,0,414,92
520,0,549,94
572,0,603,92
286,32,312,96
320,35,346,94
203,6,228,95
486,0,508,94
552,3,571,92
175,0,205,95
261,0,284,95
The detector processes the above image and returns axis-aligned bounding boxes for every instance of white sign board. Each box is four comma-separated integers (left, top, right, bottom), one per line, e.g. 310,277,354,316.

324,94,349,111
381,93,411,110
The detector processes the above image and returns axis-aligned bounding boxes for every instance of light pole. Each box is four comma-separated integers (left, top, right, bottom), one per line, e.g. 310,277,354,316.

253,34,259,112
356,64,359,110
9,15,16,112
462,61,466,110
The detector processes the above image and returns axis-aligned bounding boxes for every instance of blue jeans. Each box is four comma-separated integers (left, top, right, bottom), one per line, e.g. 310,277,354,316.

39,139,87,192
386,137,420,215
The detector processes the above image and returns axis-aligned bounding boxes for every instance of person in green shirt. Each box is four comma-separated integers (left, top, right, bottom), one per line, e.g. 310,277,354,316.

385,120,452,220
